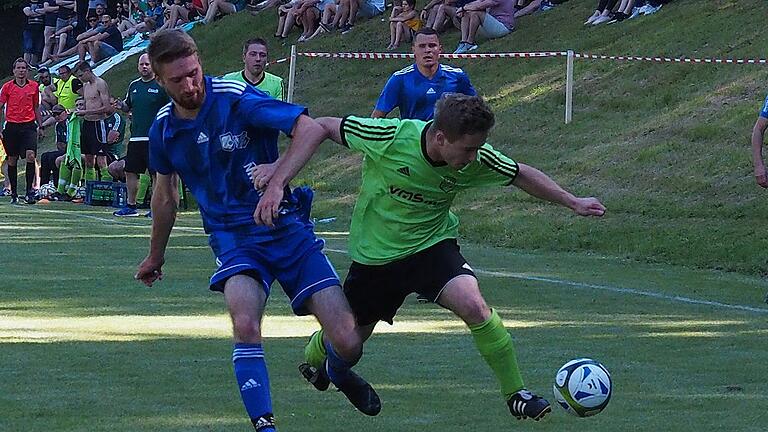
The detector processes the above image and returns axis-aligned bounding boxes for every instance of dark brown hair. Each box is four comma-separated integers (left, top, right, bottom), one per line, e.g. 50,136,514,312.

147,29,198,77
432,93,495,141
73,61,92,73
243,38,268,54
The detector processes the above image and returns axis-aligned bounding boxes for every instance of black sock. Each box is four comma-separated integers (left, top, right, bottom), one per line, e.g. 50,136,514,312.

8,165,17,197
26,162,35,195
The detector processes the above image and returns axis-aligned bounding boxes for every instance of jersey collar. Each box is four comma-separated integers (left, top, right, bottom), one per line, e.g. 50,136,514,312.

421,121,447,167
241,70,265,87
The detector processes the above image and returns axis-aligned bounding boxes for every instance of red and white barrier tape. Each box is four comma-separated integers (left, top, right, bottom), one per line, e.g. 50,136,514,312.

575,53,768,65
291,50,768,65
297,51,567,59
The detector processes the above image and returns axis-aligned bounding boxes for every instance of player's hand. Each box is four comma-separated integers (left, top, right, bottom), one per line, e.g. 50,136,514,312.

107,129,119,144
571,197,606,217
251,162,277,191
135,254,165,287
254,184,284,227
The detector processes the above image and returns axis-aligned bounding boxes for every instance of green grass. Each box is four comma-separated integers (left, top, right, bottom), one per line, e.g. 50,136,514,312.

1,204,767,431
91,0,768,274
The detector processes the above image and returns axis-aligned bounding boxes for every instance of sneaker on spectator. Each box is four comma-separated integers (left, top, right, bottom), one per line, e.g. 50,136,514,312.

592,14,612,25
114,206,140,217
643,4,661,15
607,12,627,23
340,23,354,34
584,11,600,25
539,0,554,11
453,42,469,54
466,43,478,52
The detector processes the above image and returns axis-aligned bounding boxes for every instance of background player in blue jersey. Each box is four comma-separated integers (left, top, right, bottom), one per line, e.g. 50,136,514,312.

372,28,476,121
751,93,768,189
134,30,380,431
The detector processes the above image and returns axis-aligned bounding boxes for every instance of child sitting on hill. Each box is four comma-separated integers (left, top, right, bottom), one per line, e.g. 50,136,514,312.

387,0,421,50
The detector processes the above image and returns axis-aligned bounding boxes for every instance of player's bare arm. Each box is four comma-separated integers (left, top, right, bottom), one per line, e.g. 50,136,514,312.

751,116,768,188
253,114,328,226
136,172,180,286
512,163,606,217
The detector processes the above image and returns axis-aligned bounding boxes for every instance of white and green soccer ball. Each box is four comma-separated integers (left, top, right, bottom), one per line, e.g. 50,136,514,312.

38,182,57,198
553,358,612,417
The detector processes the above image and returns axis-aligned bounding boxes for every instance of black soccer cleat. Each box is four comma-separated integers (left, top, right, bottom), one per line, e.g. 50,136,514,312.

506,389,551,421
299,362,330,391
332,363,382,416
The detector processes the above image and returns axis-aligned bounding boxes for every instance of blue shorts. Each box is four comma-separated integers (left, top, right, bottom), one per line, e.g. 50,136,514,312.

208,215,340,316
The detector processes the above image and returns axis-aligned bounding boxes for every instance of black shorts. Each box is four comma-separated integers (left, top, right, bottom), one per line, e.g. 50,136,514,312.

124,138,149,174
81,119,107,155
343,238,475,326
2,122,38,157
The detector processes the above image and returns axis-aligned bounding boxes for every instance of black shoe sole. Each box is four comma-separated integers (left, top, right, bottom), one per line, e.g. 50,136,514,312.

299,362,330,391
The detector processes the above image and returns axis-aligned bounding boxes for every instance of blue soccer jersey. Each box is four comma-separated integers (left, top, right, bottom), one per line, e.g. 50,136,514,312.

760,94,768,119
149,76,306,233
374,64,477,120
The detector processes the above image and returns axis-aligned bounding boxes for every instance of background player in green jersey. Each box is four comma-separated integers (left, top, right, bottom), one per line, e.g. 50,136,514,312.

254,93,606,422
222,38,284,101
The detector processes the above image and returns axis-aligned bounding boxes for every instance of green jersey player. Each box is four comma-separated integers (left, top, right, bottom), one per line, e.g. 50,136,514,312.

253,93,606,421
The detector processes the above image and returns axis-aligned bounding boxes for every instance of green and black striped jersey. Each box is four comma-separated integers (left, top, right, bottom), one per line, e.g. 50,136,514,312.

340,116,519,265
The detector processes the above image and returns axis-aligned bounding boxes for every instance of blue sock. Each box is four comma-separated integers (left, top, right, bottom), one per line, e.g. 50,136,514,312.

232,343,276,431
324,339,360,387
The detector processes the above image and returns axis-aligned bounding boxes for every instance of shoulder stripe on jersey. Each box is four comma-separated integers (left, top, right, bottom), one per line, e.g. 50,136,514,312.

478,147,518,173
346,129,395,142
478,149,518,178
345,118,399,132
212,82,247,90
212,88,245,95
155,102,172,119
393,65,415,76
128,77,143,86
441,65,465,73
212,78,247,87
344,122,398,139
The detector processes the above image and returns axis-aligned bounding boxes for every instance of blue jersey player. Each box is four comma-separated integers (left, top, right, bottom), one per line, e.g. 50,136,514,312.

135,30,380,431
372,28,476,121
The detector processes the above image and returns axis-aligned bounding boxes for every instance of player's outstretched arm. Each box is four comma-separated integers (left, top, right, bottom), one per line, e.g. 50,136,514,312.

751,117,768,188
253,114,329,226
136,173,180,286
513,163,606,217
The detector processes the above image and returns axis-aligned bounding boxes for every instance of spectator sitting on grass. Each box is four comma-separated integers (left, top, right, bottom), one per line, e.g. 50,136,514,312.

453,0,515,54
513,0,565,18
419,0,441,29
305,0,337,40
202,0,246,24
387,0,421,51
77,14,124,64
293,0,325,42
584,0,616,25
429,0,469,33
157,0,199,30
334,0,385,34
275,0,302,38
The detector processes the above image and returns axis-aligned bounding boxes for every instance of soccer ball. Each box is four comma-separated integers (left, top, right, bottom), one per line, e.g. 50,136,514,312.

38,182,57,198
553,358,612,417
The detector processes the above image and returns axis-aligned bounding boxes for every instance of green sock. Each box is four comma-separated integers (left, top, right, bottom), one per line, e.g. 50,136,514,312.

136,173,151,204
304,329,327,369
469,309,525,399
67,167,82,196
85,167,97,181
58,164,72,194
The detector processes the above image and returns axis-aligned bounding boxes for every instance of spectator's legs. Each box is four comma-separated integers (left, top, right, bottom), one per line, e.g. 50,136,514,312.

465,11,483,44
281,4,299,37
77,41,88,63
388,19,397,49
41,26,57,64
347,0,359,25
333,0,349,28
88,41,103,63
275,8,288,37
393,21,407,48
203,0,220,23
299,8,319,40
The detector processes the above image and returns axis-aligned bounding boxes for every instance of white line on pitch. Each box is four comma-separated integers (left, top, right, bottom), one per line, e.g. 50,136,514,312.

323,248,768,314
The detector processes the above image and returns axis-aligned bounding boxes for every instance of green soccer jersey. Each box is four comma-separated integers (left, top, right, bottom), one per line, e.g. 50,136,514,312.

124,77,169,140
341,116,519,265
105,112,127,157
221,70,284,101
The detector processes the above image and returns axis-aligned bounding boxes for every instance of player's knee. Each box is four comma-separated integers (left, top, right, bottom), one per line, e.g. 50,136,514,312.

328,330,362,362
461,298,492,324
231,313,262,343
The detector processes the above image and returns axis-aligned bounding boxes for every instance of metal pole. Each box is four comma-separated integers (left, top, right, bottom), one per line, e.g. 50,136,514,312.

287,45,297,103
565,49,574,124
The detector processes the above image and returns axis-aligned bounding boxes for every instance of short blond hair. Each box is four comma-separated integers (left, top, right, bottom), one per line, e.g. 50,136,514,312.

147,30,198,77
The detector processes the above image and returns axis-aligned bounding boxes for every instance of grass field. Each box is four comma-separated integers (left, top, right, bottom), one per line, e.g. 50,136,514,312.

1,203,766,431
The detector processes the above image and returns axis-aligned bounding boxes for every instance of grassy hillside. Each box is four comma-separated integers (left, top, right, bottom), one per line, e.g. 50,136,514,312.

102,0,768,274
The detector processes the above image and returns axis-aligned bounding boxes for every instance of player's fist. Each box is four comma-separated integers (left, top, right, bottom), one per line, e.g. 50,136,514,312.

251,162,277,191
135,255,165,287
107,129,119,144
254,184,284,227
572,197,606,217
